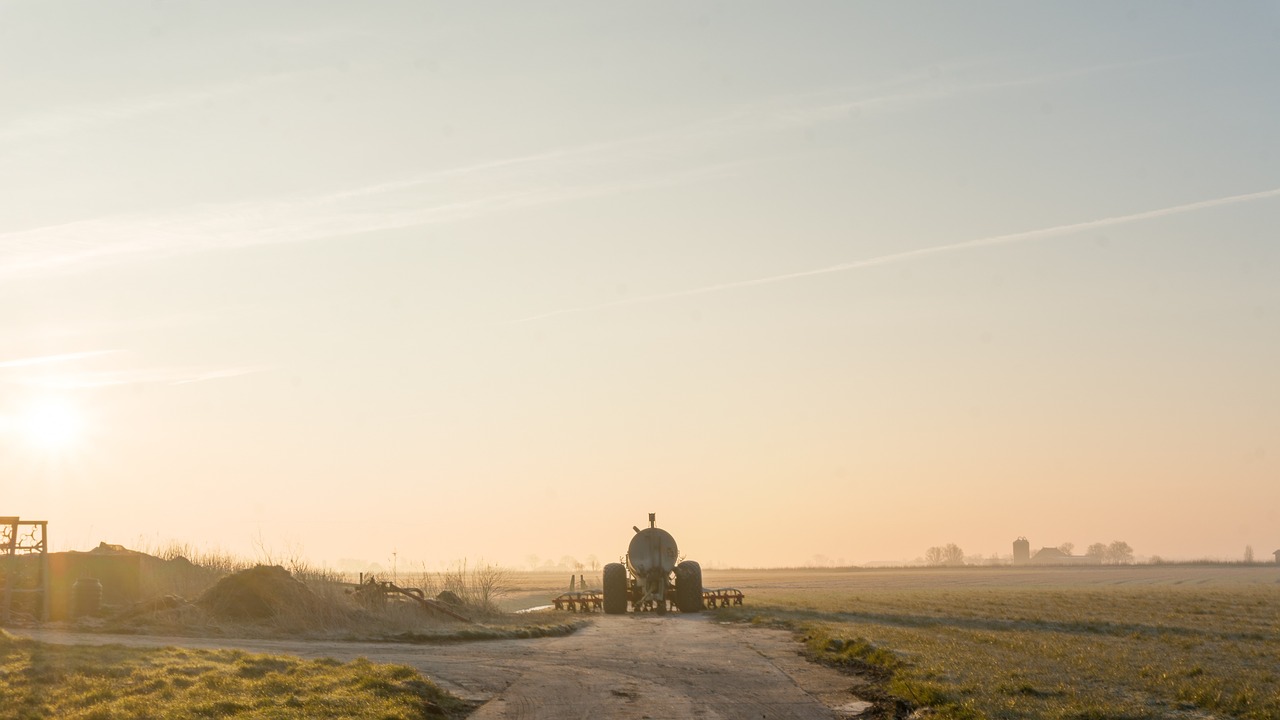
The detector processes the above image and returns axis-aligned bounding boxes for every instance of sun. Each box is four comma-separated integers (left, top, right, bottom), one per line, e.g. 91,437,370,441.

19,397,84,452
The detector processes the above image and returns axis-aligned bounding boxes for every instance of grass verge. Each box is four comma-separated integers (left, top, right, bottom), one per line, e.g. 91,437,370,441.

380,617,589,644
0,629,472,719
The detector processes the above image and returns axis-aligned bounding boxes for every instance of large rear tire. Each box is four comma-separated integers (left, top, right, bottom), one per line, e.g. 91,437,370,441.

602,563,628,614
674,560,703,613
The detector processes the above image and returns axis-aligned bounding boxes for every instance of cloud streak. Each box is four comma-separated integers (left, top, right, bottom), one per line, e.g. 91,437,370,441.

515,186,1280,322
0,157,742,281
0,350,121,370
0,350,267,389
0,73,298,144
774,54,1186,127
0,54,1183,283
5,365,270,390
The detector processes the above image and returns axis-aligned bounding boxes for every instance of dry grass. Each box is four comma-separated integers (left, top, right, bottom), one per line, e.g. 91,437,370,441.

136,539,346,600
76,545,579,644
403,560,516,615
0,629,471,719
708,565,1280,719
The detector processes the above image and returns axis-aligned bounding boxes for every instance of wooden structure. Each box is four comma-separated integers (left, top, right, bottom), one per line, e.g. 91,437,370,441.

1,517,50,623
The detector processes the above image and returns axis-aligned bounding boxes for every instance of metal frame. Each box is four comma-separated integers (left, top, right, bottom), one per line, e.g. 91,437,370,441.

553,590,603,612
350,573,473,623
554,586,744,612
701,587,745,608
1,516,50,623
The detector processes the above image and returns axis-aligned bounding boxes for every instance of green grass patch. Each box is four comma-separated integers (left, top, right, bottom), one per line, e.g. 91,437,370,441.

0,630,471,719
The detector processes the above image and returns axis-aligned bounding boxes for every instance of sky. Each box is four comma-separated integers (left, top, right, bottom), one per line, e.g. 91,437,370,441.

2,1,1278,570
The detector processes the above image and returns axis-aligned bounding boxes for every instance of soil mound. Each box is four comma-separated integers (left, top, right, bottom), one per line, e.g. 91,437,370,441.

87,541,140,555
196,565,315,620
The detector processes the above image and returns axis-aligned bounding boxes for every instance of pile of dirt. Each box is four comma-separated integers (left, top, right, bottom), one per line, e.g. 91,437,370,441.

436,590,464,606
196,565,316,620
87,541,140,555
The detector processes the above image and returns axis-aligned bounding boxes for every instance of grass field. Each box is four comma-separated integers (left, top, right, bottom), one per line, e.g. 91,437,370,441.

7,561,1278,719
0,629,471,719
702,565,1280,719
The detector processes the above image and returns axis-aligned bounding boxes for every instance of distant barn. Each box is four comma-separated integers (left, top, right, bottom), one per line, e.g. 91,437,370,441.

1013,538,1101,566
1029,547,1099,566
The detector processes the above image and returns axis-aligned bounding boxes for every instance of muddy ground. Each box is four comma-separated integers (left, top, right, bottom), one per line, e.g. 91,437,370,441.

18,614,871,719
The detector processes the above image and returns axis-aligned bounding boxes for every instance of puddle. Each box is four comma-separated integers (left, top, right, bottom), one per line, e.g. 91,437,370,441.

835,700,875,717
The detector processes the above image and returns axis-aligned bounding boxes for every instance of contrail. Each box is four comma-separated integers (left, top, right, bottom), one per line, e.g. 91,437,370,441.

5,364,270,389
0,350,120,369
516,185,1280,323
0,73,298,144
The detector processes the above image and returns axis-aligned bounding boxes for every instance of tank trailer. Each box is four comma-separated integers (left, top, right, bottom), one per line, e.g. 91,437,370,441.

603,513,704,614
551,513,744,613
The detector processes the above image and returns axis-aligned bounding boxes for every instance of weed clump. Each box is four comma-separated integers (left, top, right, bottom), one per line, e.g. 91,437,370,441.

803,630,902,677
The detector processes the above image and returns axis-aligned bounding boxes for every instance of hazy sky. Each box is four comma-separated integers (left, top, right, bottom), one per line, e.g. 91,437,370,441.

3,2,1278,570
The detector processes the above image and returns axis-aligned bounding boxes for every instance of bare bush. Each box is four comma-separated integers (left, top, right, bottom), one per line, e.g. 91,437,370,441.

407,559,513,614
925,544,965,567
1084,540,1134,565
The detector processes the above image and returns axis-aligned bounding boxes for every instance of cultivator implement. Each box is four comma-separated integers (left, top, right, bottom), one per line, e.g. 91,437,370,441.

550,584,742,609
552,590,602,612
350,574,473,623
702,588,745,608
555,586,743,612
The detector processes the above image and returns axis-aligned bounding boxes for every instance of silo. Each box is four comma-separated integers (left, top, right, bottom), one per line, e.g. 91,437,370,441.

1013,537,1030,565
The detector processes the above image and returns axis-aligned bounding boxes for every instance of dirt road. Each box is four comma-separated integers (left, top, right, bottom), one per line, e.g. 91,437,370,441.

17,614,871,719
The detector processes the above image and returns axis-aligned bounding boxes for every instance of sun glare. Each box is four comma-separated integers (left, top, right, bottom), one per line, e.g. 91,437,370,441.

19,397,84,452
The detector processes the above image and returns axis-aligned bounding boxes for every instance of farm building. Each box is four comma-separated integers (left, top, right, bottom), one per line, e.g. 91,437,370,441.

1012,538,1101,566
1029,547,1100,565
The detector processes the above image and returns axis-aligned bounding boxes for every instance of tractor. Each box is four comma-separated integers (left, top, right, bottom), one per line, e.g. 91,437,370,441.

602,513,703,614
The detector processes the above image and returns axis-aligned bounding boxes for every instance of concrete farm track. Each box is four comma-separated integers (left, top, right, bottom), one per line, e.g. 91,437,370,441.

17,614,868,719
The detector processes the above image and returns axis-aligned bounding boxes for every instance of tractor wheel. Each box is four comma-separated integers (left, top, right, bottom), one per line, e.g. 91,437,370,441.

602,563,628,614
674,560,703,613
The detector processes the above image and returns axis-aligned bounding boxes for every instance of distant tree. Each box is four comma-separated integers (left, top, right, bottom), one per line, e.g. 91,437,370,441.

925,546,945,566
943,543,965,566
1244,545,1255,563
586,554,600,572
1058,542,1075,556
1086,543,1108,560
1106,540,1134,565
525,554,541,571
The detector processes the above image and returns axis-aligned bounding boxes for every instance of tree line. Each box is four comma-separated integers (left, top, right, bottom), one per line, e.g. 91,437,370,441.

924,539,1135,566
1085,540,1133,564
